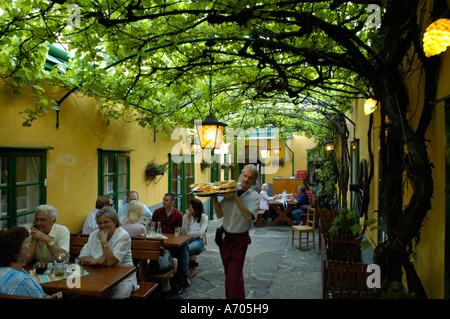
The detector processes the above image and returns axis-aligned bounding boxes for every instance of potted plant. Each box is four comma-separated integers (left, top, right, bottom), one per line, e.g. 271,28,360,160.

329,208,358,235
146,159,169,177
200,161,211,170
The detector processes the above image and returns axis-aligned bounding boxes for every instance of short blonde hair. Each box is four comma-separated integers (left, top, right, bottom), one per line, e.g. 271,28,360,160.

123,200,144,223
261,183,269,191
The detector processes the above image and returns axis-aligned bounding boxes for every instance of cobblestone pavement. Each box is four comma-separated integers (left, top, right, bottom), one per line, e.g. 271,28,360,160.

173,218,323,299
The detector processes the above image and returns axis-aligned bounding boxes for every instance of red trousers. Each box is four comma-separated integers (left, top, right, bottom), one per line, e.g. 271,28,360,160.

219,231,251,299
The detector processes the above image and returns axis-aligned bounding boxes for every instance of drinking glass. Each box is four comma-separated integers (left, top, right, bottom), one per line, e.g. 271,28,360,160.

33,260,48,275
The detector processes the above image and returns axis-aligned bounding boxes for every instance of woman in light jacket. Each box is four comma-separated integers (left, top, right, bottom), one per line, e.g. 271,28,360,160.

258,183,273,215
181,198,208,256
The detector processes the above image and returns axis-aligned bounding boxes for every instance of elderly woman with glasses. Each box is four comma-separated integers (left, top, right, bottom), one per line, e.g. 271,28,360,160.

79,207,137,299
0,227,62,299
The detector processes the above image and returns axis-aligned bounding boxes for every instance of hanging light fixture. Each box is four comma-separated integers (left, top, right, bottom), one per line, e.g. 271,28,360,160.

191,135,201,154
259,145,271,159
423,16,450,57
195,42,227,149
324,139,335,151
271,145,280,156
196,114,227,149
364,98,378,115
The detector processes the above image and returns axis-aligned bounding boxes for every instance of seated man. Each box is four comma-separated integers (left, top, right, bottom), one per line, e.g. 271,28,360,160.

151,193,187,294
118,191,152,220
82,195,113,234
26,204,70,264
151,193,183,233
291,184,310,225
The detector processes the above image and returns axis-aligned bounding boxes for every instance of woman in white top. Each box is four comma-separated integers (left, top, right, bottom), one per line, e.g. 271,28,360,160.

181,198,208,255
79,207,137,299
258,183,273,214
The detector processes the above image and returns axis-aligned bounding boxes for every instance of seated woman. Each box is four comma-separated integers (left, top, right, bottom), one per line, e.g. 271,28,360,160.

176,199,208,295
291,184,310,225
120,200,146,237
256,183,273,226
0,227,62,299
182,198,209,256
79,207,137,299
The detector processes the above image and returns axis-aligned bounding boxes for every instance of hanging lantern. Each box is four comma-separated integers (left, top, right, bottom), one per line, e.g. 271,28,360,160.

259,145,271,159
271,145,280,156
364,98,378,115
195,114,227,149
324,139,335,152
191,139,201,154
423,18,450,57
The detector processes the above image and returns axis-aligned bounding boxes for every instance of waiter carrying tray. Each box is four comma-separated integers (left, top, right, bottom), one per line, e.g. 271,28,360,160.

213,164,260,299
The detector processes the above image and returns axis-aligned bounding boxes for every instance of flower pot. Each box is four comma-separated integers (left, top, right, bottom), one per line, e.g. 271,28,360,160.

146,170,164,177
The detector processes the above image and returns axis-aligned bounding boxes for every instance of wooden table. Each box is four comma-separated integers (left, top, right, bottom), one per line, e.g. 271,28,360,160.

29,265,136,297
269,200,298,226
163,233,193,247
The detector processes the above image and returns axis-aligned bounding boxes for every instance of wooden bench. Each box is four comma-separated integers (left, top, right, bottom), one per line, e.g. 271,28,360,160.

69,233,177,297
188,231,208,279
129,281,159,299
317,209,342,249
326,233,361,263
189,247,206,279
322,260,374,299
130,236,176,292
0,294,41,299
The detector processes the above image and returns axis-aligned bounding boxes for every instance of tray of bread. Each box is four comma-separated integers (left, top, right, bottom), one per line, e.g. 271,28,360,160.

190,180,240,196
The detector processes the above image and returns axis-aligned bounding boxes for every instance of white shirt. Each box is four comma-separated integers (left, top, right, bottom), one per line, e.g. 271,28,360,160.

82,208,99,234
181,213,208,238
218,187,260,233
79,227,137,298
31,224,70,261
259,190,273,210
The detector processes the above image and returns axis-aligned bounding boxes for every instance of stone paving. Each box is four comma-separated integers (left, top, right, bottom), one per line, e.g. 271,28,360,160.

173,218,323,299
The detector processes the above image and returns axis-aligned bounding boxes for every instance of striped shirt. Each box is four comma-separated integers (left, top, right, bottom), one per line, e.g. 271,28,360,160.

0,267,45,298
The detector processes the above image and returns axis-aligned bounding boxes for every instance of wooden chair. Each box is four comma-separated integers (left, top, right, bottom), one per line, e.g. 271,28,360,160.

188,229,207,279
291,206,316,250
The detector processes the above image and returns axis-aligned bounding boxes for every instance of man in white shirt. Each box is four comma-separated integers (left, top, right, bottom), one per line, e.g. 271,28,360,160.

26,204,70,264
117,191,152,220
82,195,113,234
213,164,260,299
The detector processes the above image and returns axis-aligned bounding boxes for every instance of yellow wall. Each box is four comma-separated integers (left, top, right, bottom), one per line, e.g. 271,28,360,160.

347,33,450,298
264,134,316,187
348,98,381,244
412,48,449,299
0,84,208,232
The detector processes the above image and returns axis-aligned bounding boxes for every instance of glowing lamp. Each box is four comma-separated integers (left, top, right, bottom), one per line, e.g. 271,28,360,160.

423,18,450,57
259,145,271,159
324,139,335,152
364,98,378,115
195,114,227,149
